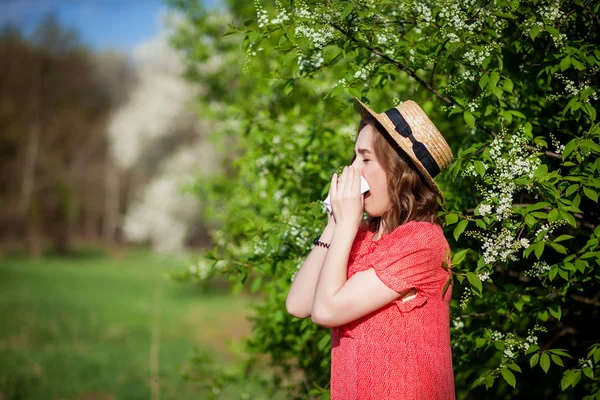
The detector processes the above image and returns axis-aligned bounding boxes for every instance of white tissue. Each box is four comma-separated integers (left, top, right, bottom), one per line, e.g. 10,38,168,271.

323,176,370,214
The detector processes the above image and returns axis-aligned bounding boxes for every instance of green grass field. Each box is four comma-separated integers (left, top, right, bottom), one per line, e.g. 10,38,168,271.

0,247,260,400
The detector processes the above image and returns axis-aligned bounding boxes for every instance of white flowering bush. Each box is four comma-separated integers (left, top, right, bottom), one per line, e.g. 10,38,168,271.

168,0,600,398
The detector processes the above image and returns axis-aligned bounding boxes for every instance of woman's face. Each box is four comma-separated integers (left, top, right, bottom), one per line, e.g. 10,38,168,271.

351,124,390,217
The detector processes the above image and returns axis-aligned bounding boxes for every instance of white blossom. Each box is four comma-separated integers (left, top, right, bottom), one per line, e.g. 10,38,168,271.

478,204,493,216
295,24,335,49
540,2,564,23
478,271,491,282
353,62,377,80
413,4,433,23
452,318,465,329
298,51,325,70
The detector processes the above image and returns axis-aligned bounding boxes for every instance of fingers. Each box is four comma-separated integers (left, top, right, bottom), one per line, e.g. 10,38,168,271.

337,166,348,196
336,166,361,198
351,166,360,194
330,172,338,198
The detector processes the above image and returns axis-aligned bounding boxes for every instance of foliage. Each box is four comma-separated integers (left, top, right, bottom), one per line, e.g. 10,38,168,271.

169,0,600,398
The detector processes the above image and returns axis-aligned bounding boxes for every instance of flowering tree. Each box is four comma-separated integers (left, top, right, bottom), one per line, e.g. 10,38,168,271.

170,0,599,398
107,30,222,253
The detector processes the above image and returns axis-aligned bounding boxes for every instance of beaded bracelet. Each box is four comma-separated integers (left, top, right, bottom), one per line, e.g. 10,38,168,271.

313,235,330,249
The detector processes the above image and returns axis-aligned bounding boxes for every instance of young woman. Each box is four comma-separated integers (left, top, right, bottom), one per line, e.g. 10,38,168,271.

286,98,455,399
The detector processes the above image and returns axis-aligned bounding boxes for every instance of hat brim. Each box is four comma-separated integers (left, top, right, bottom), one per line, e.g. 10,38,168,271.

353,97,445,202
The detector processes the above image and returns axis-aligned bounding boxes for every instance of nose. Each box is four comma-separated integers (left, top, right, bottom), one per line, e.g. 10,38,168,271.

350,158,362,174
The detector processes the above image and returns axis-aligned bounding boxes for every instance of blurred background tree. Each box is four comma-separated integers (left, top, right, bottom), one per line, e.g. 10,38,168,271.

0,14,134,255
0,6,255,400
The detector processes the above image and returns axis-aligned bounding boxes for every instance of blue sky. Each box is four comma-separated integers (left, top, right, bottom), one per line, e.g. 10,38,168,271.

0,0,222,52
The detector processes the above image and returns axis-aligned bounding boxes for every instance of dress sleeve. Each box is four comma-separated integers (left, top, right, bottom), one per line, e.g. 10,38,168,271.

369,222,448,295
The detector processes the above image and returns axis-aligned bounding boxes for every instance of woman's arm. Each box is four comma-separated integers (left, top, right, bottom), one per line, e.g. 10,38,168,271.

312,267,402,328
311,166,403,328
285,222,335,318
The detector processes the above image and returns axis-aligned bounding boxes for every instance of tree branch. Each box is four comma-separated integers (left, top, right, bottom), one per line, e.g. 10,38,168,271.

327,22,501,138
571,293,600,307
430,39,450,88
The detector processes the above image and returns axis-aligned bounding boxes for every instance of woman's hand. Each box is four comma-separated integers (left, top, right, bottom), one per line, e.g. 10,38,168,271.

330,166,364,231
326,174,337,228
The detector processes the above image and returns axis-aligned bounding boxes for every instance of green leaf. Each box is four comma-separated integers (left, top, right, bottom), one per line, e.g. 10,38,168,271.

489,71,500,89
454,219,468,240
340,2,353,19
525,214,536,227
563,139,578,160
560,56,571,71
549,242,567,254
534,164,549,179
561,374,571,391
452,249,469,266
551,354,564,367
584,187,598,202
583,367,594,379
572,57,586,70
530,353,540,368
464,111,475,127
479,74,489,90
248,30,262,43
445,213,459,225
442,276,452,299
559,210,576,227
541,352,551,373
508,363,522,373
317,334,330,351
501,367,516,388
250,277,262,292
529,25,541,40
484,374,495,389
549,306,563,321
466,271,483,295
546,25,560,37
474,161,486,176
510,110,525,118
232,280,244,295
534,242,545,259
565,184,579,197
551,349,573,359
475,337,487,349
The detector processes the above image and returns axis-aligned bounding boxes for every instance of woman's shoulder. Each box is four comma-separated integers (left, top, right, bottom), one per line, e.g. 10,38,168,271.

392,220,443,236
384,220,447,248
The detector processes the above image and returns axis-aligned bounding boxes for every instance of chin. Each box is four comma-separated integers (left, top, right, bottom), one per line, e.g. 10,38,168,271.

365,205,384,218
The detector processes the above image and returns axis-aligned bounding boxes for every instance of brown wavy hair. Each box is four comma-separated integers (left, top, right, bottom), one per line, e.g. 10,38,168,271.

352,116,439,234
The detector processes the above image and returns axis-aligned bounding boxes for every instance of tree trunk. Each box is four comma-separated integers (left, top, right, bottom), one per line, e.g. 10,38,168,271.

103,161,120,245
22,60,42,257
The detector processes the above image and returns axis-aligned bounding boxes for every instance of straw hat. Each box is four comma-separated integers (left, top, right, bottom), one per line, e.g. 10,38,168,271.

354,97,454,200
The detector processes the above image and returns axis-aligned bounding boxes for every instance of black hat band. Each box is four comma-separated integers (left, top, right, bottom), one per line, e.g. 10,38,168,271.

384,107,441,178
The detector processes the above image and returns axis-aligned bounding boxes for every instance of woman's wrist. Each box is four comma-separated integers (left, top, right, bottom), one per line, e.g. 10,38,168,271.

321,223,335,242
334,221,360,237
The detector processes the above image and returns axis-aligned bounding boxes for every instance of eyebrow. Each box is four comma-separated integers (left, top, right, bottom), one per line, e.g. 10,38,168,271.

355,148,372,155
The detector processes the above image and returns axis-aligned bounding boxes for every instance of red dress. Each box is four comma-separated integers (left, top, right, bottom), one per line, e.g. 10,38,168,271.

330,221,455,400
